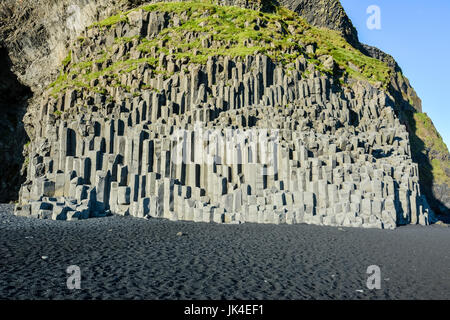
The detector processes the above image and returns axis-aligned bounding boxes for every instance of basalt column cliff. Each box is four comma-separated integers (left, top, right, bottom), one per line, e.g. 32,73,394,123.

10,1,440,229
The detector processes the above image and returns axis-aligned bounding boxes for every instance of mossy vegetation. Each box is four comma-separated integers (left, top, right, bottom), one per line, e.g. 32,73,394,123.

405,110,450,186
90,12,128,28
23,156,29,168
49,54,159,97
49,1,392,96
62,50,72,68
414,112,449,155
304,27,390,84
134,4,303,65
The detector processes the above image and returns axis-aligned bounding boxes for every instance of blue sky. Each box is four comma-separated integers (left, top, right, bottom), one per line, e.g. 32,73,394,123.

340,0,450,148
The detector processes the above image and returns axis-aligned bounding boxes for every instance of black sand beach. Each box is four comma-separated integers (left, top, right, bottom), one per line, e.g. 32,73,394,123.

0,204,449,300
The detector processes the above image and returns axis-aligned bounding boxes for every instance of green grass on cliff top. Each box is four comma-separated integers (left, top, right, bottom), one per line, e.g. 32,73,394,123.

139,1,390,85
50,0,391,96
407,111,450,185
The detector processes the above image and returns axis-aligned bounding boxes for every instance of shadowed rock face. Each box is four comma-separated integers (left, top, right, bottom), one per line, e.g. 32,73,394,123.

0,47,31,202
0,0,448,218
